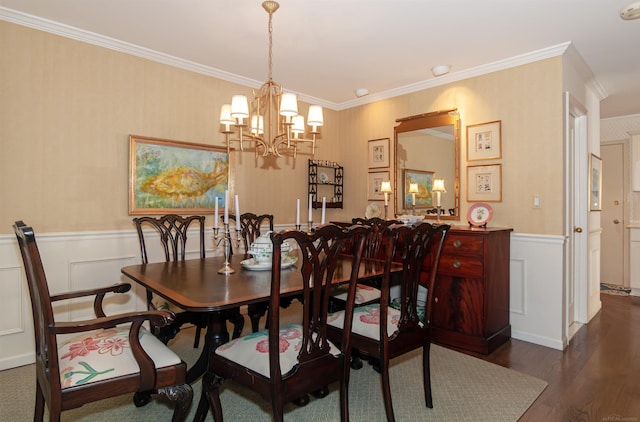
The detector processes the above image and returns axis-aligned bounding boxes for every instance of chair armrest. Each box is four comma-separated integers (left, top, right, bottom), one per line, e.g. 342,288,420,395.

50,309,174,335
50,310,176,391
50,283,132,318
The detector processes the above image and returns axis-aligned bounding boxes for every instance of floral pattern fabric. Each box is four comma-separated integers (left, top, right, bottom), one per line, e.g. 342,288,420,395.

328,305,410,340
57,326,182,388
330,283,381,305
215,324,340,378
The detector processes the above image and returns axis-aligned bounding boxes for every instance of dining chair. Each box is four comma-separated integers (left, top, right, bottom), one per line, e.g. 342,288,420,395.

327,222,450,422
13,221,193,421
229,212,287,333
331,217,403,306
133,215,245,345
197,224,371,422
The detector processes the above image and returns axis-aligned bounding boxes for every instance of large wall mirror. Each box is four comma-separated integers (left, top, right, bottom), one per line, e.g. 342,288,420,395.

394,109,460,220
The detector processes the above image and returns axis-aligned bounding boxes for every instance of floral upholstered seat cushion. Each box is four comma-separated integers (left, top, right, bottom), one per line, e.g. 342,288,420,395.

57,326,182,389
328,305,408,340
214,324,341,378
330,283,381,305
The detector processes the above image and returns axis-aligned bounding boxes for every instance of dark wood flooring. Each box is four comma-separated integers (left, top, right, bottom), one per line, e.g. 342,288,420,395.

465,293,640,421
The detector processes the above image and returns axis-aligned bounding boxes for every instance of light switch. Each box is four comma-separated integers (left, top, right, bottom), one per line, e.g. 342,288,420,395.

532,195,541,208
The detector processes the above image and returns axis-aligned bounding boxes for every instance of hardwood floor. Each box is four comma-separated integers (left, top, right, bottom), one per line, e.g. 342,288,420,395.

467,293,640,421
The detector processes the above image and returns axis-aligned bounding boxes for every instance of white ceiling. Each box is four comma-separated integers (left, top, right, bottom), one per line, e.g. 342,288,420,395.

2,0,640,119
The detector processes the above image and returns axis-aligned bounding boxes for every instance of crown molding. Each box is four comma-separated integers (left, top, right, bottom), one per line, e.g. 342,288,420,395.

1,7,580,111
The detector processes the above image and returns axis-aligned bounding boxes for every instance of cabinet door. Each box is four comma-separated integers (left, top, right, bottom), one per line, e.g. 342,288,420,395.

432,275,485,336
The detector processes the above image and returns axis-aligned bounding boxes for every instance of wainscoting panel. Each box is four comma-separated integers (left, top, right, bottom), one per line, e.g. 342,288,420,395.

509,232,566,350
0,224,289,370
1,227,568,369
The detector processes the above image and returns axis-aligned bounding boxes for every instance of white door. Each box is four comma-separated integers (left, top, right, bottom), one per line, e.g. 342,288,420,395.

564,93,588,341
601,142,627,287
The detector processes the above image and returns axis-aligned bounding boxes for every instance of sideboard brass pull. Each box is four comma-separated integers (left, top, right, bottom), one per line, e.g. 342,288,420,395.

452,260,461,269
452,240,462,248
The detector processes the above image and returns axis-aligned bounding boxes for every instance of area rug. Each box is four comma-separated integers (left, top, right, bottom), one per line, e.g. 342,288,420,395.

601,283,631,296
0,323,547,422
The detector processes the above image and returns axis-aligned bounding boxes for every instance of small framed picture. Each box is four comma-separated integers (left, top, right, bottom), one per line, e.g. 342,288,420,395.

590,153,602,211
368,138,390,169
467,164,502,202
368,170,390,201
467,121,502,161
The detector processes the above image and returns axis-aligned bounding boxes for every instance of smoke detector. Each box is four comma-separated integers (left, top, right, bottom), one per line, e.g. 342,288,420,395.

620,1,640,20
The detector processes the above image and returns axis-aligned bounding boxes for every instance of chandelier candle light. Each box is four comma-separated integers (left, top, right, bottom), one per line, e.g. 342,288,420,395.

213,190,243,274
219,1,324,161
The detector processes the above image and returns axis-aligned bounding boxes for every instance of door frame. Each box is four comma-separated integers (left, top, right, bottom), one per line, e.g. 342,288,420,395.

563,92,588,343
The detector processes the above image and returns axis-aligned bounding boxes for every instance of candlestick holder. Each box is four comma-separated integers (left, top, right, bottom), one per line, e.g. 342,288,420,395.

436,205,442,222
213,223,242,274
307,220,313,233
295,224,302,231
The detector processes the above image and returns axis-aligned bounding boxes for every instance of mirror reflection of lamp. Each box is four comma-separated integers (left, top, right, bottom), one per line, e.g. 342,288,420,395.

380,181,393,219
409,183,419,214
432,178,446,221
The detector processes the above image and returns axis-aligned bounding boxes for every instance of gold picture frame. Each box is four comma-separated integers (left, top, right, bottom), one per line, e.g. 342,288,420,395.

467,120,502,161
467,164,502,202
129,135,231,215
368,138,390,169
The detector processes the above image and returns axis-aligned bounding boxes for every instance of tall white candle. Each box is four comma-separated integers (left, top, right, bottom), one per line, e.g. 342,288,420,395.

308,194,313,223
296,199,300,226
384,192,389,206
224,190,229,225
214,197,219,229
321,197,326,224
235,195,241,231
412,193,416,206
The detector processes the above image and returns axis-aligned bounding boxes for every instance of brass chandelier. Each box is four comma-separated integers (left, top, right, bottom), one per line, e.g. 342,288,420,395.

219,1,324,160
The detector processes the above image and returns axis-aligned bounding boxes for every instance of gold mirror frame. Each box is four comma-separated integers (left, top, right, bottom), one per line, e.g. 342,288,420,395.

393,109,460,220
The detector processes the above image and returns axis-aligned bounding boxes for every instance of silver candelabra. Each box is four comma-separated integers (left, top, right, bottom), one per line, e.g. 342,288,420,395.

212,223,242,274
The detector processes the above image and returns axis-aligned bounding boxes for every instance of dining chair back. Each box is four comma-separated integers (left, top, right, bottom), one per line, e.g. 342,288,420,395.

229,212,277,332
351,217,402,260
199,224,371,422
327,222,450,422
331,217,403,309
132,215,244,344
13,221,193,421
229,212,274,254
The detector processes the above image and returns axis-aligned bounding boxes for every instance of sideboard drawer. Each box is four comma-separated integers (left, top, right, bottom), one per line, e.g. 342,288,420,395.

438,254,483,278
443,234,484,256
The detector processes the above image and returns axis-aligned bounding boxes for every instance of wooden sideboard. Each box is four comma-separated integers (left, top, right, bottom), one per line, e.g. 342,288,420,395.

427,226,512,354
330,221,512,354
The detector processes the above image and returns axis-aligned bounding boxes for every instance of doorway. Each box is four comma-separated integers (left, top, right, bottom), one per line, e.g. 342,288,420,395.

564,92,588,342
600,141,629,287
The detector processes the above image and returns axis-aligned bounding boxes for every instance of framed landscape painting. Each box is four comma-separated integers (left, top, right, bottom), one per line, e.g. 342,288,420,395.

129,135,230,215
403,169,434,208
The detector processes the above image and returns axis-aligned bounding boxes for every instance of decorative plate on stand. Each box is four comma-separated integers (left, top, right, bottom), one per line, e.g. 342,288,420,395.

467,202,493,227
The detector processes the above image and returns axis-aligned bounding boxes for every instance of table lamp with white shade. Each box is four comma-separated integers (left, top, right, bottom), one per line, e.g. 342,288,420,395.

432,178,446,221
380,181,393,219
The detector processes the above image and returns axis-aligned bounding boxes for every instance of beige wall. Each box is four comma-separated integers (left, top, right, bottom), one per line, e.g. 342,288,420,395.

1,20,564,236
338,59,564,234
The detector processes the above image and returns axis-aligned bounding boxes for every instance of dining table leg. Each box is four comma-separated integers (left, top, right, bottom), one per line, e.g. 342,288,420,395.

186,311,229,384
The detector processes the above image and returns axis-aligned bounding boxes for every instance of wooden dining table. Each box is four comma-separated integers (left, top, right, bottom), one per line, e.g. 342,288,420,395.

121,251,401,384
